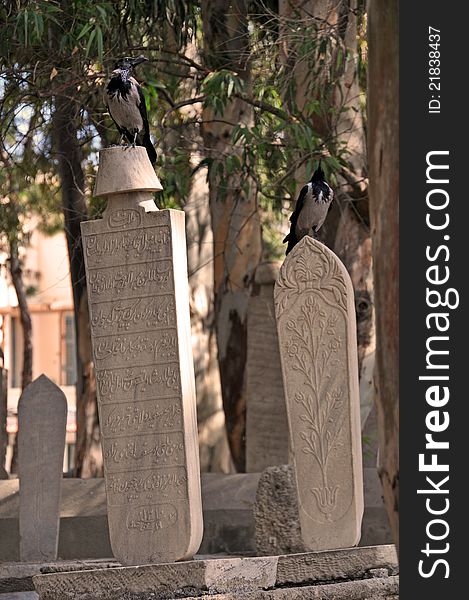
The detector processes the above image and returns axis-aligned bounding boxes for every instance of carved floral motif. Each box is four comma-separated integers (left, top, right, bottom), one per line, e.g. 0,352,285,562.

275,236,347,318
275,238,349,522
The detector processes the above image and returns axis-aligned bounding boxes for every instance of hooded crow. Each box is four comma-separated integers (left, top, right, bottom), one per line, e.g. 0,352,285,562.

105,55,157,164
283,162,334,255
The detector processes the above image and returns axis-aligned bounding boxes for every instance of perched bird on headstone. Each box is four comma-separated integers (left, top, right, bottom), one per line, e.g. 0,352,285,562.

105,55,157,164
283,162,334,255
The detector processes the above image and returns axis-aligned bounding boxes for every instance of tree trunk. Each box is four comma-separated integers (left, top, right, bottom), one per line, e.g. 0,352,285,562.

185,165,233,473
52,95,102,477
201,0,263,472
7,237,33,475
367,0,399,554
9,241,33,392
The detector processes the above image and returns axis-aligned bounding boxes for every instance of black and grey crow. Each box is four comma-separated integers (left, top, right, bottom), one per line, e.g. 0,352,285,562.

105,55,157,164
283,162,334,255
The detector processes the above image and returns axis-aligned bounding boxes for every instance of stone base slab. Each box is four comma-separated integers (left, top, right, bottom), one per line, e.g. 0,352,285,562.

176,577,399,600
0,560,119,594
29,545,397,600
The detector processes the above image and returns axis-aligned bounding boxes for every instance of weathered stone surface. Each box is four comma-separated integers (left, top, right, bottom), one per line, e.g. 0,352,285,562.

0,593,38,599
274,236,363,550
33,557,277,600
254,465,392,553
276,544,398,584
0,368,7,479
3,545,397,595
180,577,399,599
246,263,289,472
253,465,305,555
81,155,202,565
94,146,162,197
32,546,398,600
0,560,119,594
18,375,67,562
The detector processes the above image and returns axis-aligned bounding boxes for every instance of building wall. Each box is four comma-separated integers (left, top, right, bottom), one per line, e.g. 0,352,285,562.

0,228,77,473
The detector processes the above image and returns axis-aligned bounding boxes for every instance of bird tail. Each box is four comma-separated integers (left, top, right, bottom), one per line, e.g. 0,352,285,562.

143,133,157,164
283,232,297,255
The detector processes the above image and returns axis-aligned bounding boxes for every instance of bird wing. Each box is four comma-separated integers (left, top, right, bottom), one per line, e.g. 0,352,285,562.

135,83,157,163
136,82,151,141
135,81,157,163
283,184,308,247
289,184,308,228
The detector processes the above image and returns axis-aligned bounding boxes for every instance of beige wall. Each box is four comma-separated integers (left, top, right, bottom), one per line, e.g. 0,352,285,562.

1,230,78,474
22,228,73,306
0,229,75,406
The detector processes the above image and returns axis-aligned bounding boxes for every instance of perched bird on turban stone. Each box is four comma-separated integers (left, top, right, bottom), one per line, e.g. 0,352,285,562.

105,55,157,164
283,162,334,255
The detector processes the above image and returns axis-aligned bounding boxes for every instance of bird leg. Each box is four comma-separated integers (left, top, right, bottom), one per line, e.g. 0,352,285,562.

132,131,138,148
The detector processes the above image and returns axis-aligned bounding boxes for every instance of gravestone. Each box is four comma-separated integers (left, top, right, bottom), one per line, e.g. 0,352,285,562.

274,236,363,550
81,146,203,565
18,374,67,562
246,263,289,472
0,367,7,479
253,464,305,555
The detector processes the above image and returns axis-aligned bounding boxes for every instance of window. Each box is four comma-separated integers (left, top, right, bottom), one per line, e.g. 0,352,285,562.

10,316,21,388
61,312,77,386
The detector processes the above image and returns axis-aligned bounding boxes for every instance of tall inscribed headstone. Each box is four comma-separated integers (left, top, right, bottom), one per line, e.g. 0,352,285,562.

81,146,203,565
274,236,363,550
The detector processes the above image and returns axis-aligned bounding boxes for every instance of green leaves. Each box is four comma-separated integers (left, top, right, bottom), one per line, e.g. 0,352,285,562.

201,70,244,115
76,5,114,61
85,28,96,58
76,22,93,41
7,1,114,64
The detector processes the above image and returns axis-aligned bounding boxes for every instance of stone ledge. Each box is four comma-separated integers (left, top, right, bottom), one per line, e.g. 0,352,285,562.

0,560,120,594
31,546,397,600
180,577,399,600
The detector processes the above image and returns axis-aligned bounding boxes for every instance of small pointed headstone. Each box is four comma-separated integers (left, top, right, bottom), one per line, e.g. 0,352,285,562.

274,236,363,550
18,374,67,562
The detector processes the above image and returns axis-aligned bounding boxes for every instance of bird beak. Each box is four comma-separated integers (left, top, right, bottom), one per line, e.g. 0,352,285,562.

131,55,148,66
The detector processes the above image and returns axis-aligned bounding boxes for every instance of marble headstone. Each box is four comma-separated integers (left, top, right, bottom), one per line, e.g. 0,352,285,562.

274,236,363,550
81,146,203,565
18,374,67,561
246,263,289,472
